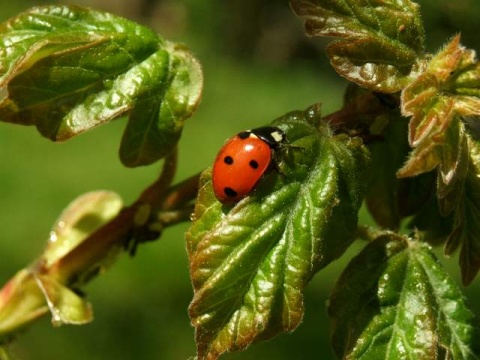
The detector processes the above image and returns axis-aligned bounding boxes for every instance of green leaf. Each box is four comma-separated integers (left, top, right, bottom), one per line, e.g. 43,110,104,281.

291,0,425,92
0,270,48,342
0,5,203,167
446,135,480,285
186,108,370,359
0,270,92,342
397,35,480,284
119,43,202,166
0,191,126,340
365,111,411,229
329,233,480,360
0,5,158,84
43,191,123,269
454,60,480,98
402,119,480,285
397,111,461,181
33,274,93,326
399,36,480,179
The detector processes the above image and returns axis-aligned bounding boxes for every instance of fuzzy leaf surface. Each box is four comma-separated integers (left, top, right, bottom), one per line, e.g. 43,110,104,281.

399,36,480,179
329,234,480,359
291,0,425,92
0,5,202,166
186,109,370,359
399,36,480,283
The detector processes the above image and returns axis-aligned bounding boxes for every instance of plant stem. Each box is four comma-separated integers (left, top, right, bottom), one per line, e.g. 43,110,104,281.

0,148,201,342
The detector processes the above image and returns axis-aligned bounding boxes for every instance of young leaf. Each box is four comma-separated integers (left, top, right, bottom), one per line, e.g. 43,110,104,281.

186,108,370,359
329,233,480,360
43,191,123,269
291,0,425,92
0,270,49,341
399,36,480,179
0,191,124,340
0,270,92,342
398,36,480,284
0,5,203,167
33,274,93,326
404,119,480,285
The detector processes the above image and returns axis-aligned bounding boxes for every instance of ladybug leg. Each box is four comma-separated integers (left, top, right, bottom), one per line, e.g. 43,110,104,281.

271,143,305,178
271,160,287,178
281,132,304,152
282,143,305,160
287,144,305,151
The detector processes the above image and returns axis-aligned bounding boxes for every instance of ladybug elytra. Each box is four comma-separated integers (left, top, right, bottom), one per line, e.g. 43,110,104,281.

212,126,287,204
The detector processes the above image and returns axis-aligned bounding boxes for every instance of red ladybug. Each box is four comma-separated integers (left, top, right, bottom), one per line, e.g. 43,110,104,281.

212,126,286,204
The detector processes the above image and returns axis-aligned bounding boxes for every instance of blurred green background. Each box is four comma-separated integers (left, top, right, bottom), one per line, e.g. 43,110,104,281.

0,1,479,359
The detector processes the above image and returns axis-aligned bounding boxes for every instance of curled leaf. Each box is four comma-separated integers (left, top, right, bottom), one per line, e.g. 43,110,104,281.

44,191,123,269
291,0,425,92
186,107,370,359
0,5,203,167
399,35,480,179
398,35,480,284
0,270,93,342
0,270,49,341
33,274,93,326
0,191,124,340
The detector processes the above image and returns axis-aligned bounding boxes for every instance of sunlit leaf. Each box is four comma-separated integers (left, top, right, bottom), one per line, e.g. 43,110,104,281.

399,36,480,179
0,270,48,342
398,35,480,283
119,42,202,166
34,274,92,325
0,270,93,342
291,0,425,92
329,233,480,359
43,191,123,268
397,112,458,180
400,115,480,284
0,191,126,340
0,5,203,167
186,108,370,359
403,77,456,148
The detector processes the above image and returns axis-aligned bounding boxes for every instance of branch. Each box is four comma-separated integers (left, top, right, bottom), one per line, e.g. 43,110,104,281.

0,148,200,343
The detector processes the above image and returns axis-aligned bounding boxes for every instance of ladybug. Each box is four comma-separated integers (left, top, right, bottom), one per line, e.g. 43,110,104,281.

212,126,287,204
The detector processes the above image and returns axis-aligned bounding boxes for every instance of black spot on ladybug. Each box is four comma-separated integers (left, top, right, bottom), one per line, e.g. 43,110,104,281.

249,160,259,169
224,156,234,165
238,131,251,139
224,187,238,198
